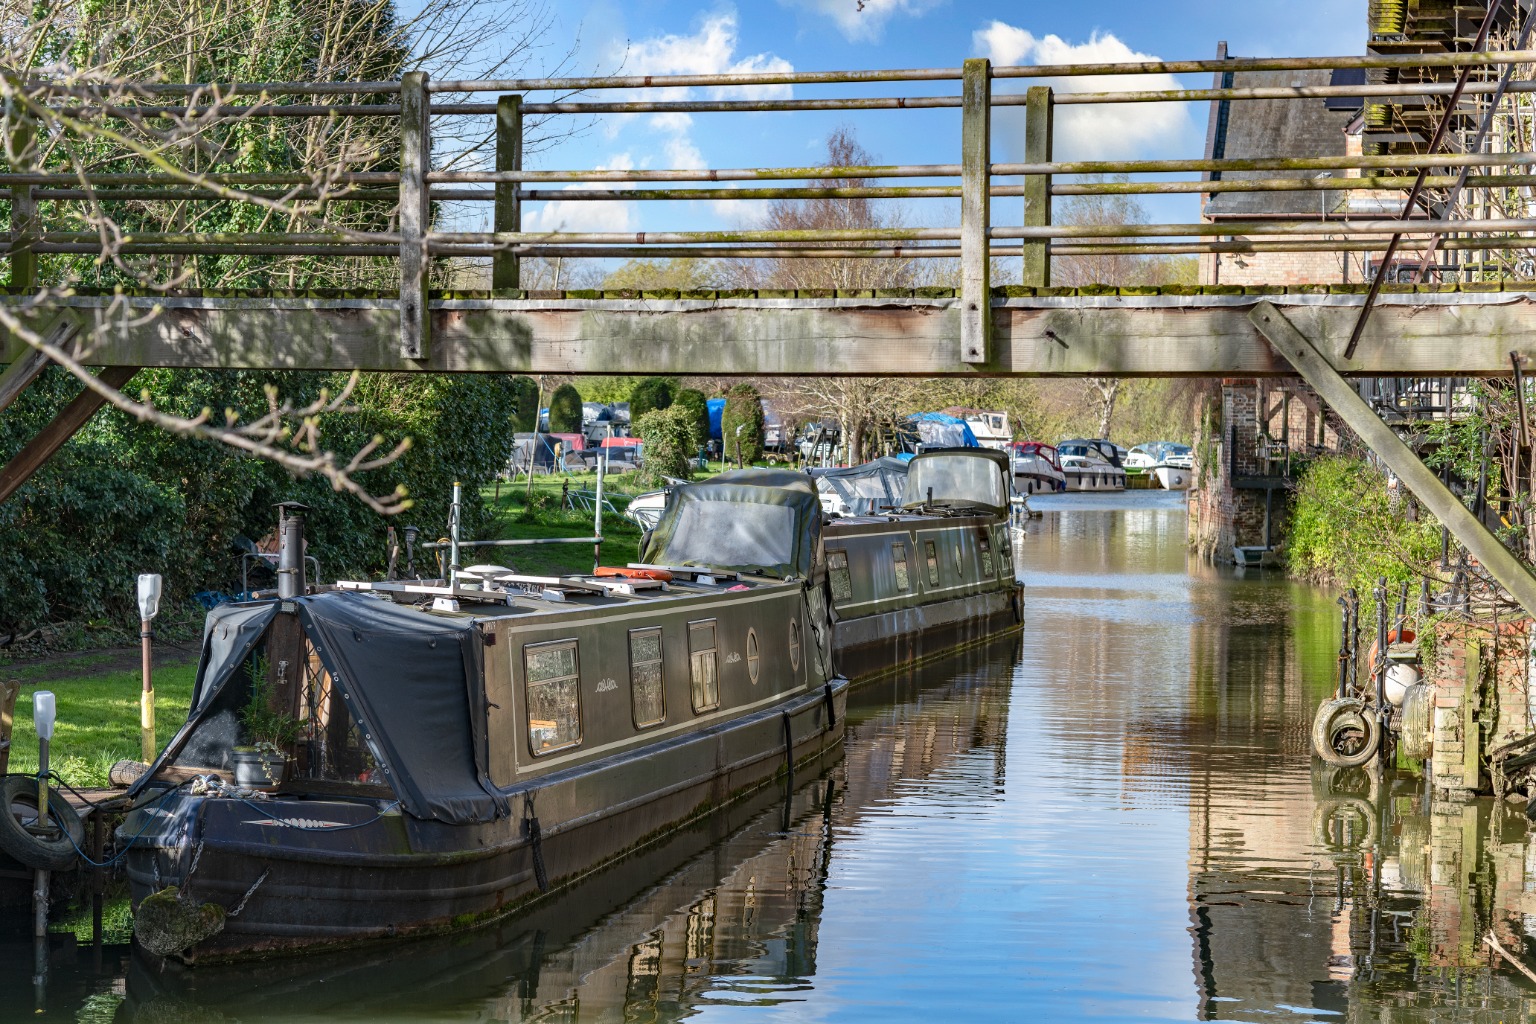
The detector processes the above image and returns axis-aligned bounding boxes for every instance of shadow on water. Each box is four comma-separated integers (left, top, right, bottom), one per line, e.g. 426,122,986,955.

13,492,1536,1020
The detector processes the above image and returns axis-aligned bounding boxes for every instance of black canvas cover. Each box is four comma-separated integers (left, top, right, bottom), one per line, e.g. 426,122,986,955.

640,468,821,578
297,594,507,824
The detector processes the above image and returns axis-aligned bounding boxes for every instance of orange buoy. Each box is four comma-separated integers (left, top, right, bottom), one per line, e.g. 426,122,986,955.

595,566,673,582
1368,627,1416,671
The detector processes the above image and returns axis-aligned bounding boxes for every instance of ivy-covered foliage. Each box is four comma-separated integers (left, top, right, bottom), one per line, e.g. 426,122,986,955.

721,384,765,464
0,368,518,633
673,388,710,450
1287,456,1441,597
634,406,696,486
508,376,540,432
548,383,584,433
628,377,675,422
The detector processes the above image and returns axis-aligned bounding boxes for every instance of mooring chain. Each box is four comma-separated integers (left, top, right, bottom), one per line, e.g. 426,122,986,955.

522,791,548,892
228,868,270,918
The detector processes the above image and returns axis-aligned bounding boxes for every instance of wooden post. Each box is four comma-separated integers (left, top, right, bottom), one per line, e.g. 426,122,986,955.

1023,86,1053,288
10,113,35,292
399,71,430,361
1250,300,1536,618
1463,640,1482,790
960,58,991,364
493,95,523,292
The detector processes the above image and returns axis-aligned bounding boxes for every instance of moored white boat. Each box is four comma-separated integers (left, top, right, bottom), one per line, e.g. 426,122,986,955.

1056,439,1127,492
1008,441,1066,495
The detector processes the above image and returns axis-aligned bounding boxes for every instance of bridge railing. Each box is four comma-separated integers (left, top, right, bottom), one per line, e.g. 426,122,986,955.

5,47,1536,363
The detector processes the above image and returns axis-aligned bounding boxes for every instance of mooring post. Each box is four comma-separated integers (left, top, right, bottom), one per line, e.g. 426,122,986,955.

1023,86,1053,288
398,71,431,362
1249,300,1536,618
960,57,991,364
493,94,523,292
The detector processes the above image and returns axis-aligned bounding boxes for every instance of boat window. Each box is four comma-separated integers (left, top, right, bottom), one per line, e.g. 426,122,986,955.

746,628,760,684
955,542,965,578
979,534,993,577
827,549,852,602
892,543,910,591
997,528,1013,573
524,640,582,756
628,627,666,729
789,617,802,671
925,540,939,586
689,620,720,713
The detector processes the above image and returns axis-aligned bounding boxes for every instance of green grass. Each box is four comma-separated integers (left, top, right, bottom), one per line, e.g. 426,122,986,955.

479,471,649,576
6,664,196,787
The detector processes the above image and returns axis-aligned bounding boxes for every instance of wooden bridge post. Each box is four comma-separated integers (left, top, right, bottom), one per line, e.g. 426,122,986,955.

1023,86,1053,289
9,113,35,292
1249,300,1536,618
493,95,523,292
398,71,431,361
960,58,991,364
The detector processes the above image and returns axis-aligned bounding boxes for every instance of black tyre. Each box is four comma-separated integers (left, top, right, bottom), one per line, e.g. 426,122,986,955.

1311,697,1381,768
1313,797,1377,851
0,775,84,870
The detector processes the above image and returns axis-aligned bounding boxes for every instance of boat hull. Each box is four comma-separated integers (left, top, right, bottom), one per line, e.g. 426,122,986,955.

1063,466,1126,491
122,679,847,963
1153,465,1192,490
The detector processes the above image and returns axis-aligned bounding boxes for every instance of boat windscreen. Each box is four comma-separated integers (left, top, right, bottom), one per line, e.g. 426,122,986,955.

902,449,1009,514
640,468,821,578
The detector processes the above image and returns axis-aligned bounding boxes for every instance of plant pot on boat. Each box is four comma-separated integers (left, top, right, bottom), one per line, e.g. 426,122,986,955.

232,664,300,789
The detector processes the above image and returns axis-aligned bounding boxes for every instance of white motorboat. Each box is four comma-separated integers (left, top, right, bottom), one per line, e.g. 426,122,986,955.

1126,441,1194,490
1056,439,1127,491
1008,441,1067,495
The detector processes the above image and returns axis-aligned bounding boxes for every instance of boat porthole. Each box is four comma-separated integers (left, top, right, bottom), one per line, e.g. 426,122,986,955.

746,628,760,683
789,619,802,670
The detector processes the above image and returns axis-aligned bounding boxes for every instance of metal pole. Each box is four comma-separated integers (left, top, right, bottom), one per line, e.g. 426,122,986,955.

449,481,462,574
140,616,154,763
593,453,605,571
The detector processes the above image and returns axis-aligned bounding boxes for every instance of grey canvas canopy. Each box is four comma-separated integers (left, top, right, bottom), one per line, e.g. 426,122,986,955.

133,594,507,826
640,468,822,579
812,457,909,516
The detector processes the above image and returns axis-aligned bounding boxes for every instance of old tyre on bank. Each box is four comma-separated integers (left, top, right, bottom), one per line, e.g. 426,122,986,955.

0,774,84,870
1311,697,1381,768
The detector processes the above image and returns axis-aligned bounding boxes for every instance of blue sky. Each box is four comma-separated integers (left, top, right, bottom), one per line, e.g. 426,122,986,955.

452,1,1368,236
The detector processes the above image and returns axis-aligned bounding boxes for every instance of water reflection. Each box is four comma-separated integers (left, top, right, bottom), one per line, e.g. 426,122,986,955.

16,493,1536,1021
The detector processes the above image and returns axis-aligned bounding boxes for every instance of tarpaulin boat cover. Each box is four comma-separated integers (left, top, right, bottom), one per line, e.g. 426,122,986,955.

640,468,821,579
902,448,1011,516
812,457,909,516
905,412,979,449
134,594,507,825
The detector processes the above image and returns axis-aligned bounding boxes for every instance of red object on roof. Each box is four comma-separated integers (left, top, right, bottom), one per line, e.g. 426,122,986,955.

600,436,643,448
549,432,585,451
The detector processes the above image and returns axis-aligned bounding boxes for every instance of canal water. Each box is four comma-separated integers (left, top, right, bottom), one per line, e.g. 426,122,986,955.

9,491,1536,1021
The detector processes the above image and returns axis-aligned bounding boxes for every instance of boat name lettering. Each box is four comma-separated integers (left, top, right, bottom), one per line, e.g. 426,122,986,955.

595,678,618,693
724,652,742,664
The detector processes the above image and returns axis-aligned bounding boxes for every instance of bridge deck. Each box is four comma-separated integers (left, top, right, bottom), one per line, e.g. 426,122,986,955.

9,283,1533,377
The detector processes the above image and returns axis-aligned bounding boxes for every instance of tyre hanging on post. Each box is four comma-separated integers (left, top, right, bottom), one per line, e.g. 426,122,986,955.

1311,697,1382,768
0,775,83,871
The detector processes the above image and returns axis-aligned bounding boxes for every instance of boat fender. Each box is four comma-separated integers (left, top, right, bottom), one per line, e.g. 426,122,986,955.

780,711,795,789
822,682,837,732
0,774,85,871
1011,586,1024,624
522,793,549,891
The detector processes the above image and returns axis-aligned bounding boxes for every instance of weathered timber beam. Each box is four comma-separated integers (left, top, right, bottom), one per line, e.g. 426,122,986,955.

1248,300,1536,618
29,293,1536,376
0,314,79,411
0,365,140,504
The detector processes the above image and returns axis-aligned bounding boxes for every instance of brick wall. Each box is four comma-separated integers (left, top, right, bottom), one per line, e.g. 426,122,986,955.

1425,618,1533,794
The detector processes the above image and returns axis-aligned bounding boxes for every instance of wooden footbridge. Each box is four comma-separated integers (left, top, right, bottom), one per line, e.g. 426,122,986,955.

7,24,1536,608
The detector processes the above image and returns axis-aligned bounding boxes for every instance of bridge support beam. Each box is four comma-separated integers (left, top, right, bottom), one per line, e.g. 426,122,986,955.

960,58,991,364
398,71,430,362
0,365,139,505
493,95,523,292
1248,299,1536,618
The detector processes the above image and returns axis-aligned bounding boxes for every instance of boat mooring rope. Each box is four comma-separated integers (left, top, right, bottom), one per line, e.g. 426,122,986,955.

522,792,549,891
781,711,795,791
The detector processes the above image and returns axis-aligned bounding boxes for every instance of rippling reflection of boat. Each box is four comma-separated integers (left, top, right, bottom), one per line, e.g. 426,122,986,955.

108,637,1020,1023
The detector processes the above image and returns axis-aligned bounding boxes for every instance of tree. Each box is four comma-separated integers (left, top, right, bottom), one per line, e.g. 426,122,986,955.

721,384,766,466
673,388,711,450
726,126,921,291
629,377,677,422
509,375,540,432
634,406,697,486
547,383,584,433
601,258,720,291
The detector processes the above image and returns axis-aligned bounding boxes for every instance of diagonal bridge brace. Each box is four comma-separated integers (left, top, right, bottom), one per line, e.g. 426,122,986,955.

1249,300,1536,619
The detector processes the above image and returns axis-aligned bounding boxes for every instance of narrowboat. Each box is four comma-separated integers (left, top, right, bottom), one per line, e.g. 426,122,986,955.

821,448,1025,680
118,471,847,964
1056,439,1128,491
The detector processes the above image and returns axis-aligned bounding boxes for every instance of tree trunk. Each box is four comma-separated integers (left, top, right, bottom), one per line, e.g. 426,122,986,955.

1096,379,1121,438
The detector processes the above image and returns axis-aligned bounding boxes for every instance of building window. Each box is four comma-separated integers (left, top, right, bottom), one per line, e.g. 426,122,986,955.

689,619,719,713
979,534,993,577
746,628,760,684
925,540,939,586
629,627,665,728
789,617,802,671
892,543,910,591
524,640,582,756
827,549,852,602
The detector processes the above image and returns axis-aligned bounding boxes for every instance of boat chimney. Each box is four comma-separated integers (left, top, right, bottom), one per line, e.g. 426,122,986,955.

275,501,309,599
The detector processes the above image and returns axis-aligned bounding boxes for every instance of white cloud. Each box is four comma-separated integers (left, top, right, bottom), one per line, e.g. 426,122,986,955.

780,0,947,44
523,154,637,235
973,22,1196,162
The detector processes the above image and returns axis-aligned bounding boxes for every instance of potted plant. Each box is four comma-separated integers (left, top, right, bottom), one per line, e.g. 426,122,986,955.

233,660,302,789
